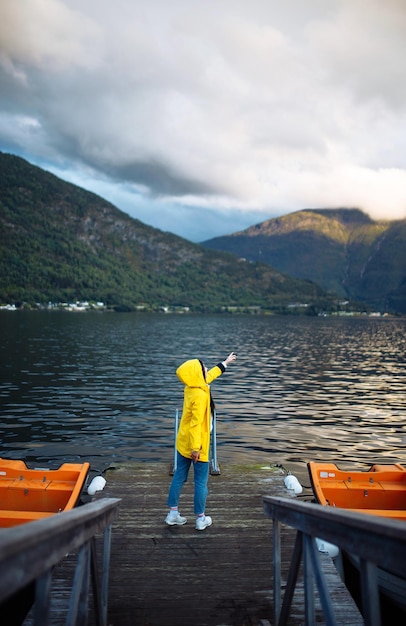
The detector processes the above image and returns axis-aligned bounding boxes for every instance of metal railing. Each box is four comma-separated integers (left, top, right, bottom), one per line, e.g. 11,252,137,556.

0,497,120,626
263,495,406,626
171,409,220,475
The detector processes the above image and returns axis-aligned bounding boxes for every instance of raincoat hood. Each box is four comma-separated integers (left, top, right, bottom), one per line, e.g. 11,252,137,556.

176,359,207,389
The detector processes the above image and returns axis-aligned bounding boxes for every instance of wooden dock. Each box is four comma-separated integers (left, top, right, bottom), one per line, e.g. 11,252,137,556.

24,462,362,626
104,463,286,626
100,462,361,626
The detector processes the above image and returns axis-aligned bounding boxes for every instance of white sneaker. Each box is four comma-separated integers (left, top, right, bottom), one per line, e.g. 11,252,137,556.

195,515,212,531
165,512,187,526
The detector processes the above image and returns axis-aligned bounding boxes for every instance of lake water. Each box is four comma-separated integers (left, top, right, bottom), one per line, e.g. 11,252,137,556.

1,312,405,484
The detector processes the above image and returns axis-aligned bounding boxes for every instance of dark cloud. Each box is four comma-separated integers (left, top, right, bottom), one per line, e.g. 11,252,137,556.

96,160,216,197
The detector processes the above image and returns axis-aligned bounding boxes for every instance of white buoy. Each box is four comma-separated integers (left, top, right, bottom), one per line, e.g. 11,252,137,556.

315,537,339,558
87,475,106,496
284,474,303,494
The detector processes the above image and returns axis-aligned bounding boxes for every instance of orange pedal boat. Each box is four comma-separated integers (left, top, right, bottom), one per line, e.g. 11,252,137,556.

307,461,406,521
0,457,90,528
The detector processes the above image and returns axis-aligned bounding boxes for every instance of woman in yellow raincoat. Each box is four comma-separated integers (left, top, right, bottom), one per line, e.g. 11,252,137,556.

165,352,236,531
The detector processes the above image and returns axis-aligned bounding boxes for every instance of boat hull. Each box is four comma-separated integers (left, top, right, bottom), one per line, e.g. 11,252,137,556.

0,458,90,528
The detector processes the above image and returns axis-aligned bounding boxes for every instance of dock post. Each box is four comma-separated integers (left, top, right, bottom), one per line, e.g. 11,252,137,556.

272,519,281,624
210,410,220,475
170,409,179,475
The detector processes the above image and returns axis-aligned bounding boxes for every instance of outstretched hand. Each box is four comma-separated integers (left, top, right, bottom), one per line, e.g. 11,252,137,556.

224,352,237,366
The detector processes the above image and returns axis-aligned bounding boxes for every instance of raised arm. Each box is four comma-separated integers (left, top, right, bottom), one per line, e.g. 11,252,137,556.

223,352,237,366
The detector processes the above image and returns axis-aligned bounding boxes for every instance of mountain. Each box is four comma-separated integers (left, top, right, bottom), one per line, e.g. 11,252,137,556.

202,208,406,313
0,152,333,313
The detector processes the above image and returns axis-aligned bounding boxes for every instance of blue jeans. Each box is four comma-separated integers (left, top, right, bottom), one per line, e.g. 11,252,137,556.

167,452,209,515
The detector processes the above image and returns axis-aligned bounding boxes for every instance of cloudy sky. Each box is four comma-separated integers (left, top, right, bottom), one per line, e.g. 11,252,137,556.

1,0,406,242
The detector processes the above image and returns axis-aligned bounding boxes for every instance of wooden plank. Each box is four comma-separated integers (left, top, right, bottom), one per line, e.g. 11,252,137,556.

263,495,406,579
0,497,120,603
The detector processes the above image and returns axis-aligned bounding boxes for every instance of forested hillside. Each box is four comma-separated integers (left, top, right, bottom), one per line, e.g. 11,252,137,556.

203,208,406,313
0,152,334,313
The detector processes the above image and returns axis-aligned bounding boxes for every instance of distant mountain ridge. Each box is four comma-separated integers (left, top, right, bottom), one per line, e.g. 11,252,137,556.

0,152,331,313
202,208,406,313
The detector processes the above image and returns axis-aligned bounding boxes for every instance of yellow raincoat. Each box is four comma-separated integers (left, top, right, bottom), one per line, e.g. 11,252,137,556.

176,359,225,462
